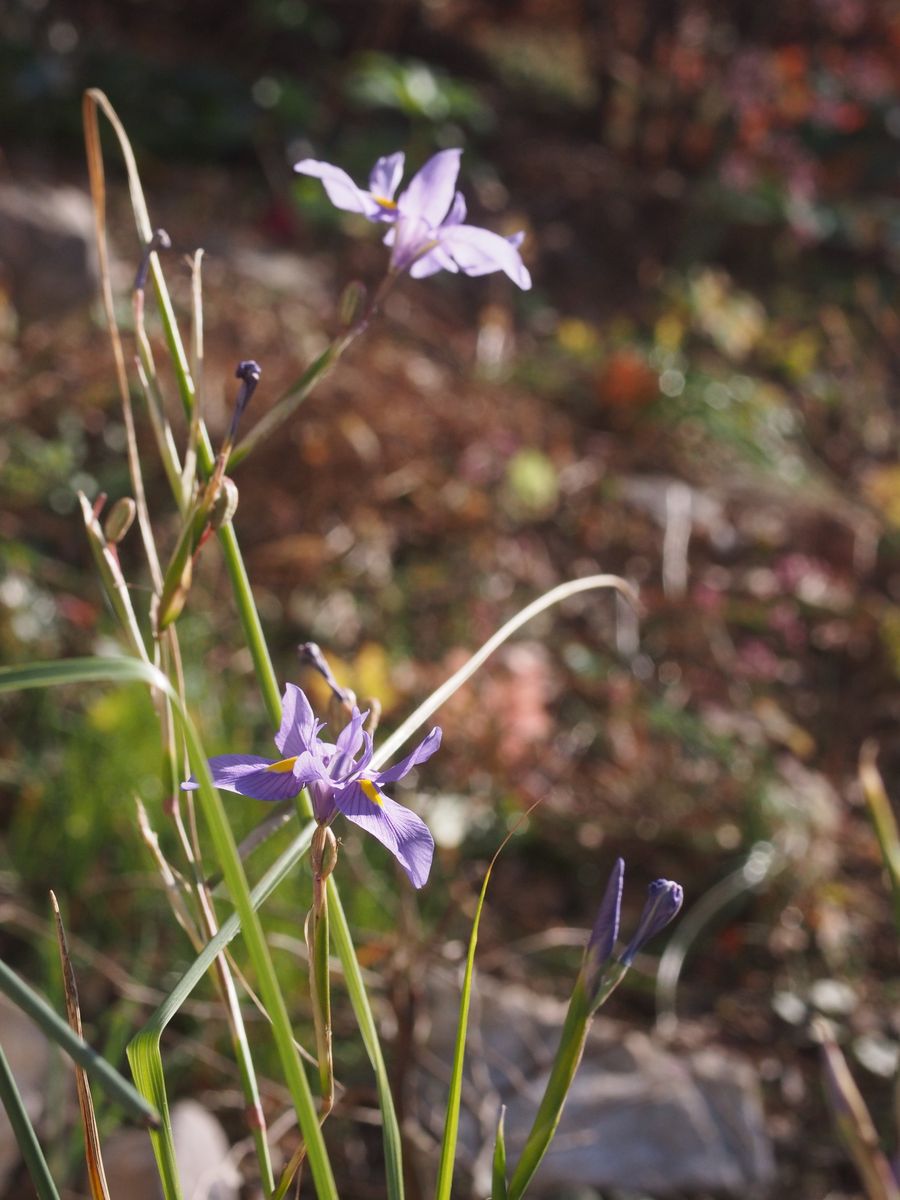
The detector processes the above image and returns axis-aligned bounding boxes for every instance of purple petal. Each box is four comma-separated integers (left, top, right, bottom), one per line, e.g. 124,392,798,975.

409,245,459,279
275,684,318,756
439,224,532,288
335,707,368,763
375,727,442,784
294,159,382,219
440,190,467,228
182,754,302,803
397,149,461,227
586,857,624,970
389,215,438,273
291,749,333,787
620,879,684,966
368,152,405,201
335,782,434,888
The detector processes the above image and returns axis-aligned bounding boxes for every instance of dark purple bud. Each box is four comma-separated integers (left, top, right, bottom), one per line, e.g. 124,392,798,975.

227,360,261,443
298,641,355,707
586,857,624,971
620,879,683,966
134,229,172,292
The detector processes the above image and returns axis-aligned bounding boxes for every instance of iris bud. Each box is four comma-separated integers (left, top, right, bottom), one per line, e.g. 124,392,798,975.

209,477,239,530
103,496,136,544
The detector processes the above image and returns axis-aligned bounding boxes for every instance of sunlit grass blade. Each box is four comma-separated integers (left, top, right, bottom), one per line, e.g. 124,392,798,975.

373,575,636,771
435,806,539,1200
51,892,112,1200
859,742,900,934
0,1044,61,1200
815,1017,900,1200
0,958,158,1127
491,1106,508,1200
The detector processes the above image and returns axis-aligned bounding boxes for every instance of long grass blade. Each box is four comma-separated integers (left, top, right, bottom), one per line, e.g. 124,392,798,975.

859,742,900,934
434,807,538,1200
491,1107,508,1200
0,1044,61,1200
0,959,158,1128
51,892,112,1200
815,1017,900,1200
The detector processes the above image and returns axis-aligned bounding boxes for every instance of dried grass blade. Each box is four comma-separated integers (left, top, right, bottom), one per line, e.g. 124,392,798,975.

50,892,111,1200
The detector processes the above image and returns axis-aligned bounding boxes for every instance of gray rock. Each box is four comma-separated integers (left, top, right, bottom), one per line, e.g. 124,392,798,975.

102,1100,239,1200
0,182,98,323
414,972,775,1197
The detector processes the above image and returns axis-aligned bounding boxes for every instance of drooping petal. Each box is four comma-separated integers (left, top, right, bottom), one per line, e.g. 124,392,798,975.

335,781,434,888
182,754,303,802
294,159,383,219
397,149,461,227
409,245,460,278
374,727,443,784
368,152,405,202
439,224,532,289
275,684,318,756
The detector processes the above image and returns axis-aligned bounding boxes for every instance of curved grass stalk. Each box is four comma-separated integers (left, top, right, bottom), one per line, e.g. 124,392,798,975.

375,574,636,770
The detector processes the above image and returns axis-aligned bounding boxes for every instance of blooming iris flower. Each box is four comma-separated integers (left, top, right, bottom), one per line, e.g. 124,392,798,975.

294,148,532,289
183,684,441,888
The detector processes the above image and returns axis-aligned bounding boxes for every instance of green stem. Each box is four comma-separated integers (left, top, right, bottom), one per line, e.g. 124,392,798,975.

217,522,281,727
175,710,338,1199
506,981,592,1200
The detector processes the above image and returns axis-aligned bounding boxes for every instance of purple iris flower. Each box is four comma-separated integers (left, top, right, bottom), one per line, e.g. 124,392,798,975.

294,148,532,289
182,684,441,888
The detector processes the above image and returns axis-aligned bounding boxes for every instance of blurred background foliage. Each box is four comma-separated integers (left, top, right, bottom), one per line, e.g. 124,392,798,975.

2,0,900,1196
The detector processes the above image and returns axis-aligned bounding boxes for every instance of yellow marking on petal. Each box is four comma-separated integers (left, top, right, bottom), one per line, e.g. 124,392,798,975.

361,779,383,807
374,196,398,209
267,756,298,773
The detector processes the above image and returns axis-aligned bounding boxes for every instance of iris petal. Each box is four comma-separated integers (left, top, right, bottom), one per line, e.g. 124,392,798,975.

375,727,443,784
182,754,303,802
276,684,318,756
294,159,383,219
335,782,435,888
368,152,405,201
335,707,368,763
397,149,461,227
439,224,532,288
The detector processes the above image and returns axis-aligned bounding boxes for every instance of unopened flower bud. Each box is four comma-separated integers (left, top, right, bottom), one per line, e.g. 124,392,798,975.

226,360,261,444
620,878,683,966
339,280,367,329
584,858,624,993
103,496,137,544
311,823,338,880
209,477,239,530
134,229,172,292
